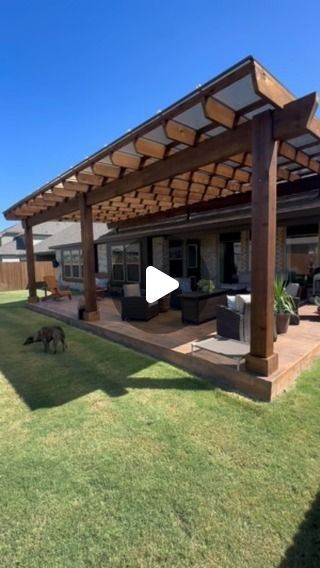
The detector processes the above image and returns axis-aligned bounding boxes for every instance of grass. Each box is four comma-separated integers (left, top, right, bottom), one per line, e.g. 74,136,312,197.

0,290,319,567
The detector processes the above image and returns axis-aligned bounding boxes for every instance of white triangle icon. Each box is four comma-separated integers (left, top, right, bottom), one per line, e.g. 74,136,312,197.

146,266,179,303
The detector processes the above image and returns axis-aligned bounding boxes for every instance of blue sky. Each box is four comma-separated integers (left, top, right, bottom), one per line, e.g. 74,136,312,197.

1,0,319,228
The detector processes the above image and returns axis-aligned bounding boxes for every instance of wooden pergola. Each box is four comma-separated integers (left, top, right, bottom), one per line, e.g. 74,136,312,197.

4,57,320,376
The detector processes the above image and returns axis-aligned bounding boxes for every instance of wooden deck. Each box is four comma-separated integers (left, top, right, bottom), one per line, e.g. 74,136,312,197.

28,297,320,402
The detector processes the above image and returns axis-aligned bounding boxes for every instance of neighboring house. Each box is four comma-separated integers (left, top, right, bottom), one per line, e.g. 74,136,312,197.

49,223,110,290
0,222,23,247
0,222,74,262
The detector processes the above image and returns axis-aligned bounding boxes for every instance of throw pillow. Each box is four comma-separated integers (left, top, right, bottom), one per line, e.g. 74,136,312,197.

227,295,236,311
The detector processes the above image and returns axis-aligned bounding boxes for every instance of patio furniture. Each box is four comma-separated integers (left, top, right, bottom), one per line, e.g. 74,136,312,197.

286,282,301,325
191,336,249,371
313,273,320,296
95,274,109,300
180,289,227,324
121,283,159,321
170,277,192,309
43,275,72,301
216,294,251,342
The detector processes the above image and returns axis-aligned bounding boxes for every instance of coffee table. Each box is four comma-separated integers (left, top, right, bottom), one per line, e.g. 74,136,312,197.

191,336,249,371
180,289,226,324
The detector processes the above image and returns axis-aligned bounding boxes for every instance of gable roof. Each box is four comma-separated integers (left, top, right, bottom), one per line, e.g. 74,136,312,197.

0,221,108,257
47,223,110,250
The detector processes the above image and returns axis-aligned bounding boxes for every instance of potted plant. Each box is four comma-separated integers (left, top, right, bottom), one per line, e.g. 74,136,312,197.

274,278,295,334
197,279,215,293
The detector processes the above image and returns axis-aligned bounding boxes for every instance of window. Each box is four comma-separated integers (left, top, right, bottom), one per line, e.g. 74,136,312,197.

111,243,140,282
169,240,183,277
286,225,319,276
62,248,83,279
126,244,140,282
111,245,125,281
187,243,198,269
219,233,241,283
97,243,108,273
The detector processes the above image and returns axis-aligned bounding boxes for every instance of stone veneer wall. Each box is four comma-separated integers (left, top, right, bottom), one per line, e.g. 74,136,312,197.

276,226,287,272
200,233,219,282
239,230,250,272
152,237,169,273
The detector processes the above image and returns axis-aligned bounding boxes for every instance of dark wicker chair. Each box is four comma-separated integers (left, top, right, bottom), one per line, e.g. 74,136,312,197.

121,284,159,321
216,303,251,342
216,295,278,342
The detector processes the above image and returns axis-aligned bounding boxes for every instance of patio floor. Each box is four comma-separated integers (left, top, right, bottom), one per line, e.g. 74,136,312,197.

28,297,320,401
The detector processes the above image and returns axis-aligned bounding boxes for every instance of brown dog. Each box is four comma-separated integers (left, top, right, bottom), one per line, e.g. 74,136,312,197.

24,326,66,354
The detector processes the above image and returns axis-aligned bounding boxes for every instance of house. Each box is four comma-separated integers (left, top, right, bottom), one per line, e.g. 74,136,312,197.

0,221,75,262
47,222,110,289
95,181,320,296
3,55,320,388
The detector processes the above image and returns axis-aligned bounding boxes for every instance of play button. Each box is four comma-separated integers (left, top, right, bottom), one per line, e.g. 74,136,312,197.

146,266,179,303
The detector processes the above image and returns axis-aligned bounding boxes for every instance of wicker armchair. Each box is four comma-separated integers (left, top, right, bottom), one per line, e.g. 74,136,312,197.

121,284,159,321
216,302,251,342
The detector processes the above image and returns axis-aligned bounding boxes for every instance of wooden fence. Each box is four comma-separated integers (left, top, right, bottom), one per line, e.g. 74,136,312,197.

0,261,55,292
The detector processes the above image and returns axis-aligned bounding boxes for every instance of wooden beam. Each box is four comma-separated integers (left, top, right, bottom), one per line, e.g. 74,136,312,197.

92,161,121,178
165,120,197,145
246,111,279,376
41,193,64,203
273,92,319,140
63,180,89,193
76,168,104,186
79,194,99,321
204,96,236,128
111,151,141,169
135,137,166,159
24,221,38,303
252,61,293,108
52,186,77,198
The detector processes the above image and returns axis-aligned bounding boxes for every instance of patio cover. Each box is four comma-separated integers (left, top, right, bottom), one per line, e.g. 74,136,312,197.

3,56,320,379
4,56,320,227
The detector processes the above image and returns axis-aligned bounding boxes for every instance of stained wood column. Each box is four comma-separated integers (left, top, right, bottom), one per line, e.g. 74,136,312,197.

79,193,99,321
24,221,38,303
245,111,279,376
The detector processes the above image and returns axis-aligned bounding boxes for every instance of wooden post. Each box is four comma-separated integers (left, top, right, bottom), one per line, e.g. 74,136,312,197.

246,111,279,376
79,193,99,321
24,221,38,303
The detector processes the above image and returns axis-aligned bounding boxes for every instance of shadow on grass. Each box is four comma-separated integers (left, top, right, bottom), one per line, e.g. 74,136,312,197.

279,491,320,568
0,301,209,410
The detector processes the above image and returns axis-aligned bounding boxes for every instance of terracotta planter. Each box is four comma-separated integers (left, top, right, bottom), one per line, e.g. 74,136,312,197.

276,313,290,334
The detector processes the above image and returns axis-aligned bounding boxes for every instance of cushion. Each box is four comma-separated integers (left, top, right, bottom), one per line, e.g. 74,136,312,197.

227,295,236,311
95,277,109,289
177,277,192,293
123,283,141,297
286,283,299,297
235,294,251,314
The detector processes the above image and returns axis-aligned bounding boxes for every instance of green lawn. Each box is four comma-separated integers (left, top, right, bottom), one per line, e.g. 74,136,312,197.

0,291,319,567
